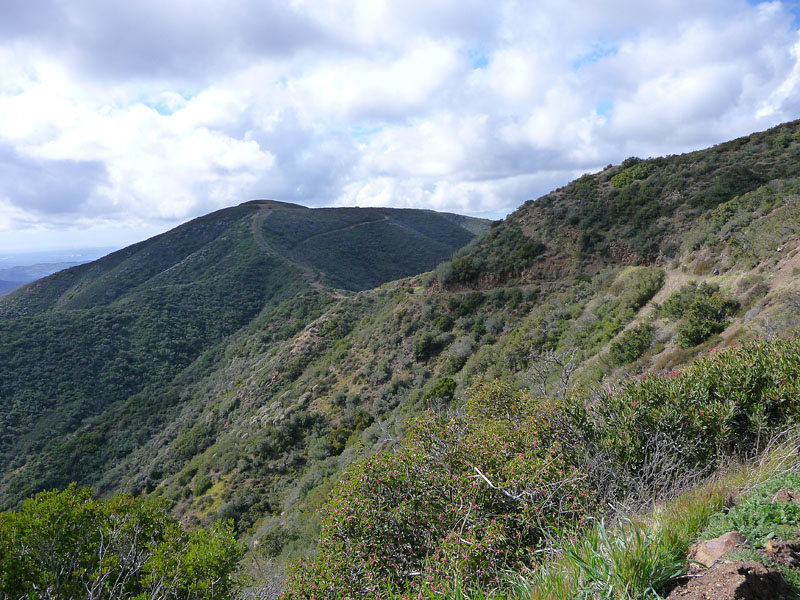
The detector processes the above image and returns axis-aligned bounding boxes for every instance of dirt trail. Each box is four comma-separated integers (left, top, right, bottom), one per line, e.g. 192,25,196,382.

250,205,349,299
287,214,390,249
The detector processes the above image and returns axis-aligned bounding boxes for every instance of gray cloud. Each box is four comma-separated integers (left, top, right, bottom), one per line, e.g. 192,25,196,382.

0,144,107,214
3,0,329,81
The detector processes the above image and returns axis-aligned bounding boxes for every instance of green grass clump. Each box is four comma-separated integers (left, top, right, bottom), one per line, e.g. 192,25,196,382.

562,518,684,599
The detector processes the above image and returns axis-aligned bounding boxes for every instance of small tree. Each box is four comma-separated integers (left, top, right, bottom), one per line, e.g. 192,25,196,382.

0,484,243,600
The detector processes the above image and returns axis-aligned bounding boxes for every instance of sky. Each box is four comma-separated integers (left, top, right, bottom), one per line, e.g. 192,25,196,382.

1,0,800,253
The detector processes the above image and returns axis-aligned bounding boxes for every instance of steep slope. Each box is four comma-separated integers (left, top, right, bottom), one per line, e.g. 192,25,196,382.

0,202,487,507
440,120,800,288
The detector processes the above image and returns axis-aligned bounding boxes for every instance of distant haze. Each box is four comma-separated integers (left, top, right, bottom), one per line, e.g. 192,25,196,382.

0,248,117,270
1,0,800,252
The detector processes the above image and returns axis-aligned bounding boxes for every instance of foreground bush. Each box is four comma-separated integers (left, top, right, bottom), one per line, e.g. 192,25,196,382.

283,380,596,598
587,338,800,488
0,484,243,600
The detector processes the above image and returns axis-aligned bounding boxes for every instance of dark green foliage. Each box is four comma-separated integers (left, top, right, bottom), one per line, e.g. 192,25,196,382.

663,282,719,319
573,175,598,202
677,294,739,347
589,339,800,474
663,282,738,347
425,377,456,401
0,484,243,600
412,331,449,361
609,324,655,365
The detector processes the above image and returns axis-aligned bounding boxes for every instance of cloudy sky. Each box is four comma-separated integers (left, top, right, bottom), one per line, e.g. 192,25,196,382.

1,0,800,252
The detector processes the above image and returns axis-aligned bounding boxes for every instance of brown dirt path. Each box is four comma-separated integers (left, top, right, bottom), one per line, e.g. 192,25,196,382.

250,204,349,299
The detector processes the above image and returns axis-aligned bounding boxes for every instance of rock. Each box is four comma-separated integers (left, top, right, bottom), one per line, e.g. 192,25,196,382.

764,539,800,568
771,489,800,504
688,532,748,572
667,561,794,599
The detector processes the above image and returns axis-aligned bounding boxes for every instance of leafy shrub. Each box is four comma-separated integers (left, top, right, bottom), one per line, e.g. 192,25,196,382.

677,293,738,347
662,282,738,347
662,281,719,320
0,484,243,600
611,161,655,188
609,324,655,365
425,377,456,401
412,332,439,361
282,380,596,598
573,175,598,202
586,339,800,481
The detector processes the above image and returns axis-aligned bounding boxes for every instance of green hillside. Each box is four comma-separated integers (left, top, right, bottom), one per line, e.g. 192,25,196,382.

0,202,487,507
4,120,800,598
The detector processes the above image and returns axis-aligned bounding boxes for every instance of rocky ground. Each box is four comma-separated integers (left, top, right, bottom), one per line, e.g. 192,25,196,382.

667,489,800,599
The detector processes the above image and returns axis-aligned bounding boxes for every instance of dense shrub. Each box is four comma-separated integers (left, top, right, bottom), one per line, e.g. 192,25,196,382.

0,485,243,600
611,161,655,187
581,338,800,486
662,282,738,347
677,294,738,347
283,380,596,598
662,281,719,320
609,324,655,365
425,377,456,401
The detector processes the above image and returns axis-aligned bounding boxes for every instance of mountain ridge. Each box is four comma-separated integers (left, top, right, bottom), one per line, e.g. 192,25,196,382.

0,202,489,508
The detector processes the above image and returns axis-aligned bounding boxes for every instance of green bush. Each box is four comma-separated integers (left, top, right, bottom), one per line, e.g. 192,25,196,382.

590,338,800,475
283,380,596,598
662,282,738,347
0,484,243,600
677,293,738,347
662,281,719,320
425,377,456,401
611,161,654,188
609,324,655,365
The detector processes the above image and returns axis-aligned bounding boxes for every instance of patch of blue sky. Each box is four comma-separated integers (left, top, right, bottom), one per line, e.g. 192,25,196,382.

747,0,800,27
467,47,490,70
143,93,191,116
571,42,619,71
596,99,613,118
351,125,384,143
